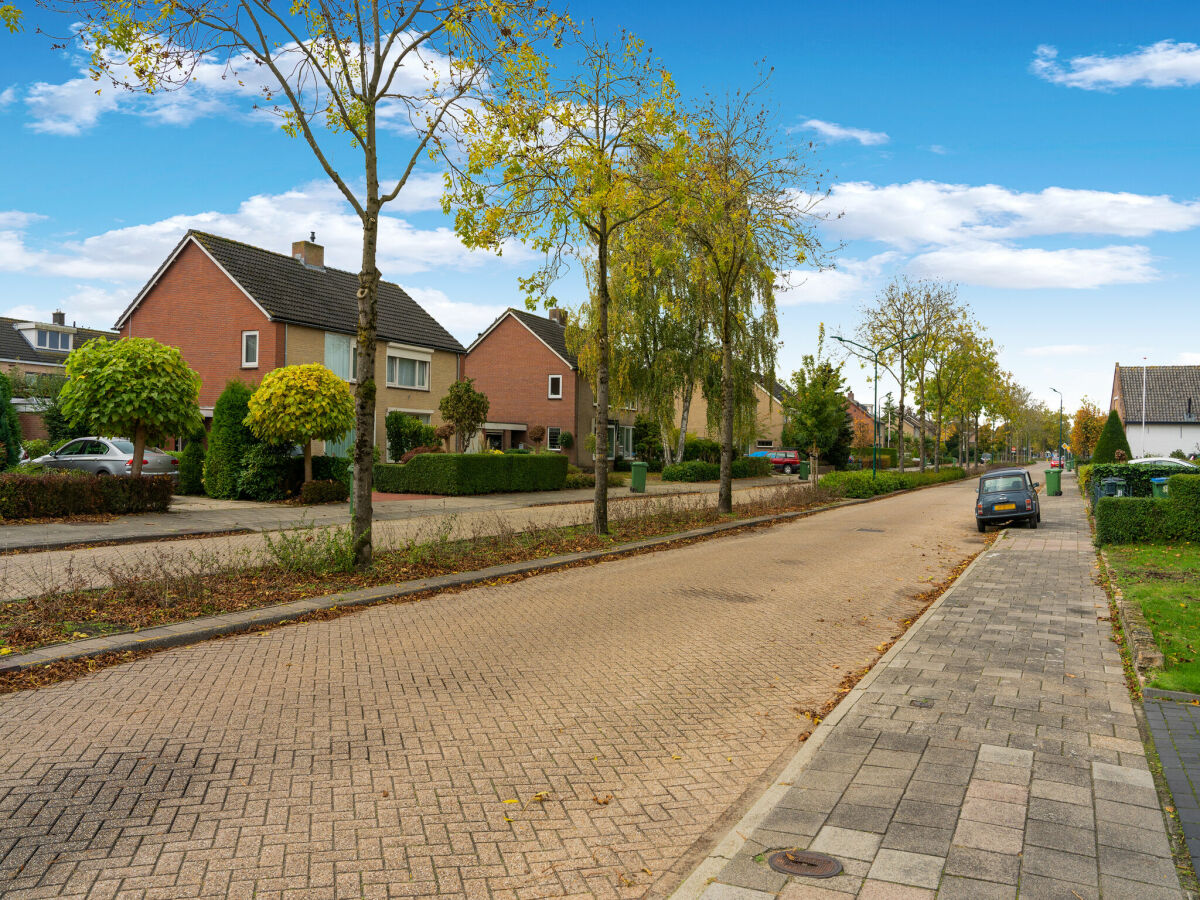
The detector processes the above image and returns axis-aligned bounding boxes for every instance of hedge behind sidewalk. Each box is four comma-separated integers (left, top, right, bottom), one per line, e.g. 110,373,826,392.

374,453,567,495
0,473,175,519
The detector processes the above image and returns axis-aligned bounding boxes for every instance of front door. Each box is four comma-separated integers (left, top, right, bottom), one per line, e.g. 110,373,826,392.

486,431,503,451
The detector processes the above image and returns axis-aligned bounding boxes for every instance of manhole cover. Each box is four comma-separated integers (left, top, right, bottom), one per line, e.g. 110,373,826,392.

910,698,935,709
766,849,843,878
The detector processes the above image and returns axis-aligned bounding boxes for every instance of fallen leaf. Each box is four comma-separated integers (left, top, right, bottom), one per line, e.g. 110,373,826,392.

592,794,612,805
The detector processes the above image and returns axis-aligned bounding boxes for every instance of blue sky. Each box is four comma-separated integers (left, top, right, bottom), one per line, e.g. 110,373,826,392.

1,0,1198,416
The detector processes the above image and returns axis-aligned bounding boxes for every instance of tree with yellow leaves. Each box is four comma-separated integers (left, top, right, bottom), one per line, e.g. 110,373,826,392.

245,364,354,484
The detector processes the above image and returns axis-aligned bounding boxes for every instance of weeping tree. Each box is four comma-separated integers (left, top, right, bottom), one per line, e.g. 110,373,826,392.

38,0,560,567
677,75,828,512
447,29,684,535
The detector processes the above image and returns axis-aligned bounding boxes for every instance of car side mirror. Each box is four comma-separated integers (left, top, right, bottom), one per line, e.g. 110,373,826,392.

1034,481,1041,487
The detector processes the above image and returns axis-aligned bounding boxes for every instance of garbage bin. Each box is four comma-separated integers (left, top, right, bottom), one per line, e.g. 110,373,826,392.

1151,476,1169,499
797,460,811,480
1045,468,1062,496
630,460,648,493
1100,476,1127,499
1066,458,1075,472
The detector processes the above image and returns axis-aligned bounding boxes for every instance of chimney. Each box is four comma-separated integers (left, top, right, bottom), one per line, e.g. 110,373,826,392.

548,308,567,327
292,233,324,269
51,310,65,326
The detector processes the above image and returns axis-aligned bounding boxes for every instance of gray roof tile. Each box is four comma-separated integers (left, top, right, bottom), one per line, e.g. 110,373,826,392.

1117,365,1200,423
0,317,116,367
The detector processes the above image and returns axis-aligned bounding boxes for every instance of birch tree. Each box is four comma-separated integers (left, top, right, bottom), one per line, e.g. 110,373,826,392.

39,0,560,567
855,277,922,473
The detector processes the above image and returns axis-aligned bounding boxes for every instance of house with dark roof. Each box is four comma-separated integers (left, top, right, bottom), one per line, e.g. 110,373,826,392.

0,311,117,439
116,231,465,458
1110,363,1200,457
462,307,638,466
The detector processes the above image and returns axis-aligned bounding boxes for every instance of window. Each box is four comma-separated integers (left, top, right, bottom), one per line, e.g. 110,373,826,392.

387,354,429,389
57,439,87,456
547,427,561,450
621,425,634,458
756,438,773,449
548,374,563,399
36,329,71,351
325,332,357,382
241,331,259,368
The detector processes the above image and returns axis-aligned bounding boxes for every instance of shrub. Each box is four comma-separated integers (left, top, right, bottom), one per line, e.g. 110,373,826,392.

245,364,354,483
236,443,296,501
732,456,773,478
373,453,568,495
1092,410,1131,464
178,439,206,495
1162,474,1200,542
21,439,50,460
205,382,257,499
527,424,546,449
434,423,455,450
299,479,350,504
662,460,719,482
386,412,438,462
607,470,627,487
565,471,593,489
399,446,441,464
682,435,721,463
311,454,351,487
1077,464,1093,496
819,467,967,498
1095,497,1165,544
558,430,574,450
0,472,174,518
1171,449,1188,460
0,373,22,470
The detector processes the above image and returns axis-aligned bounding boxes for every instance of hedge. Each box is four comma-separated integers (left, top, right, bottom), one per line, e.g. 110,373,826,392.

0,472,175,519
819,466,967,498
374,452,568,495
299,479,349,504
661,456,774,482
1085,463,1194,503
1096,474,1200,544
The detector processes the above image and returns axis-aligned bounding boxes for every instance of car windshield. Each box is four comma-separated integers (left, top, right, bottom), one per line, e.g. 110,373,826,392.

981,475,1026,493
109,439,135,453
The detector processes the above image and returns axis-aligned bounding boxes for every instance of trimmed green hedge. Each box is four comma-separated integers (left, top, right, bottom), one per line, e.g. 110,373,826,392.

1086,463,1195,500
374,453,567,495
0,472,175,518
1097,474,1200,544
819,466,967,498
661,456,774,482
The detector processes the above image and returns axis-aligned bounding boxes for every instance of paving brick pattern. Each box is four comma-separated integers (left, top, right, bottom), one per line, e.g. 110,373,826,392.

694,471,1184,899
0,480,982,899
1144,690,1200,867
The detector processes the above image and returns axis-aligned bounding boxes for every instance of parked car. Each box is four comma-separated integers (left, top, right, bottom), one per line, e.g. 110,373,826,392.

1128,457,1198,469
768,449,803,474
34,437,180,477
975,467,1040,532
1050,455,1063,469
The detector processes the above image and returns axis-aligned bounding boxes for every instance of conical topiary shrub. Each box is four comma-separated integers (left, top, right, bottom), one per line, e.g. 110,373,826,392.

204,381,257,498
1092,409,1132,463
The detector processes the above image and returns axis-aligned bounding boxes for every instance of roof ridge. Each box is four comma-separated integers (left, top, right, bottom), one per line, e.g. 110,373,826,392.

189,229,402,290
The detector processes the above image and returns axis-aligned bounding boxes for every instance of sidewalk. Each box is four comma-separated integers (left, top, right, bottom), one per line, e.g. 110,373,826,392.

677,469,1185,899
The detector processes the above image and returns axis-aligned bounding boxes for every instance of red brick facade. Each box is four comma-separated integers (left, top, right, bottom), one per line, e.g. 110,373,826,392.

119,241,283,408
462,314,578,458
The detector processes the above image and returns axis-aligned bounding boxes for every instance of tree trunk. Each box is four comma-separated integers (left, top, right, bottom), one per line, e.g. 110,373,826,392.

934,403,943,472
593,226,611,535
896,355,907,474
131,423,147,478
718,304,734,515
303,439,313,484
352,182,381,568
676,377,694,463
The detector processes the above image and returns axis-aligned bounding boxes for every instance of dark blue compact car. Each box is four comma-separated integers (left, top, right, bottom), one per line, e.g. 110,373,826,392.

976,468,1041,532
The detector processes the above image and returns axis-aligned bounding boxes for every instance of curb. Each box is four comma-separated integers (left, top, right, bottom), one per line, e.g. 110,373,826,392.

0,527,254,556
668,530,998,900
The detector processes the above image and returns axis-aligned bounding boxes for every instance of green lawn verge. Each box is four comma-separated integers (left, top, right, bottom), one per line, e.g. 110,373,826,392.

1107,542,1200,693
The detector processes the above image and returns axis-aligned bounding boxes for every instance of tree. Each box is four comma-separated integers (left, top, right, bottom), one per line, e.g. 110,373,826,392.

526,424,546,451
0,373,22,470
59,337,201,476
1092,409,1132,463
434,423,456,452
1071,398,1105,461
385,412,437,462
438,379,489,451
447,30,682,534
43,0,559,567
244,364,354,483
178,434,206,495
782,328,847,472
204,381,257,499
678,76,827,512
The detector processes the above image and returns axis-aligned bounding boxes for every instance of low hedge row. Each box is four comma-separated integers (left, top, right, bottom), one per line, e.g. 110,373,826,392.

1096,474,1200,544
1085,463,1192,501
374,453,568,495
0,472,175,519
299,479,349,504
819,466,968,498
660,456,774,482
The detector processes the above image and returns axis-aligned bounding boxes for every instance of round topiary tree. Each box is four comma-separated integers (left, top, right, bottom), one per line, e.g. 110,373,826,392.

204,381,257,499
0,373,22,470
435,423,455,452
526,424,546,451
245,364,355,483
1092,409,1132,464
59,337,202,476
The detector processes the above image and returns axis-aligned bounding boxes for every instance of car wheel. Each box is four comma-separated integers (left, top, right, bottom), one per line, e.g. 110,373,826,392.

782,464,793,474
95,469,110,476
1037,511,1041,522
1028,515,1038,529
976,520,986,533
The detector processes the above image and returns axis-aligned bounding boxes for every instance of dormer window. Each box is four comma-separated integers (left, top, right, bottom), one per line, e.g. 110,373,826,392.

36,329,70,351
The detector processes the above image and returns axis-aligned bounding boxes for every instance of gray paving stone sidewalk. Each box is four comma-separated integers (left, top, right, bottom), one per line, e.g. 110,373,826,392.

680,470,1185,899
1145,689,1200,869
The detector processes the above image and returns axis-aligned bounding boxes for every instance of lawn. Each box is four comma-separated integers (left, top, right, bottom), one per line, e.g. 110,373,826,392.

1107,542,1200,693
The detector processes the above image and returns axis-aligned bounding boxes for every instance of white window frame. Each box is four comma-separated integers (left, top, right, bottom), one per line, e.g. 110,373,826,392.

548,374,563,399
385,345,432,391
241,330,259,368
36,329,71,351
547,426,561,451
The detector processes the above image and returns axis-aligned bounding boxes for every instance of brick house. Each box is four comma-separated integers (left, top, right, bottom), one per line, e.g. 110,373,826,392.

462,308,637,467
0,312,117,439
672,381,788,453
116,231,465,457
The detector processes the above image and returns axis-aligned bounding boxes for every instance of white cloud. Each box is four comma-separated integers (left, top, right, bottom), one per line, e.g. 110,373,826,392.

401,286,506,346
794,118,889,146
1032,41,1200,90
26,75,121,134
927,144,948,155
908,243,1156,289
776,253,900,305
1022,344,1098,357
0,87,16,109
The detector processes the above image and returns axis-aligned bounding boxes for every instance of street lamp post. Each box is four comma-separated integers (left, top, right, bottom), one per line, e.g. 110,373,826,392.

1050,387,1063,468
834,332,924,479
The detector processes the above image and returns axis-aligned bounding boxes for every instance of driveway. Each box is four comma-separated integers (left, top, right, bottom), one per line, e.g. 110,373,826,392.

0,478,985,898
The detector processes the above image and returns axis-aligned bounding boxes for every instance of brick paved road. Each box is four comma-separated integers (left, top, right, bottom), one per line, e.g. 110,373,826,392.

0,479,984,899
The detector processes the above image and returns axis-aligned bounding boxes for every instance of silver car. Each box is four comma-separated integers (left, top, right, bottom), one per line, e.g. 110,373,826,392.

35,437,179,477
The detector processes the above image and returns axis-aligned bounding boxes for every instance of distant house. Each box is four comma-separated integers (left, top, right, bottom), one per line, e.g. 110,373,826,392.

116,231,465,457
673,380,788,453
463,307,637,466
1110,363,1200,457
0,312,117,439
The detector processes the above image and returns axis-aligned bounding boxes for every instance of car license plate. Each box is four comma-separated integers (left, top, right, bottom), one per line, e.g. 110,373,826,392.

994,503,1016,511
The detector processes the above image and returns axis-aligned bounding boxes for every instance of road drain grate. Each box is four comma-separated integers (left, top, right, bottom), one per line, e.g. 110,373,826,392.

766,849,843,878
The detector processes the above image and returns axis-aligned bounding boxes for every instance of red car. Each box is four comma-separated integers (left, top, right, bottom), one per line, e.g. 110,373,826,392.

1050,456,1064,469
769,449,802,474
